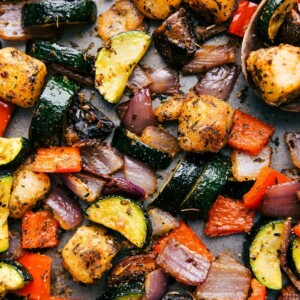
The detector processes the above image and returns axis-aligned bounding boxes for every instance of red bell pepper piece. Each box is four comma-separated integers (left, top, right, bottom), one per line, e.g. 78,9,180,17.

0,98,14,136
16,252,52,300
293,223,300,238
153,221,214,262
32,147,82,173
228,0,258,37
243,166,291,209
248,278,267,300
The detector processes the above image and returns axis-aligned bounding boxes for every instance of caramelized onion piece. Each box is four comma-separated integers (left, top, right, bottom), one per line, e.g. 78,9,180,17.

156,238,210,286
44,186,83,230
182,43,237,75
141,126,180,158
128,65,153,91
260,181,300,218
60,172,106,203
103,177,146,199
144,67,180,95
194,65,238,100
122,88,155,135
196,253,251,300
195,23,228,42
278,284,300,299
76,140,123,176
124,155,157,195
144,269,169,300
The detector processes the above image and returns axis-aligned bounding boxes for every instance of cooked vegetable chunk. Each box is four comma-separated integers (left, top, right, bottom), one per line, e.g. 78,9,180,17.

247,44,300,106
133,0,182,19
98,0,145,41
178,93,234,153
0,48,47,108
9,161,51,219
62,225,119,284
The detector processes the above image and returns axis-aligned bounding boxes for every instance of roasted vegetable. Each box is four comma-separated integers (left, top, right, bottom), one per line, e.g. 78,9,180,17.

178,93,234,153
0,47,47,108
95,31,151,103
285,132,300,168
153,8,197,67
246,44,300,106
0,100,14,137
62,225,119,284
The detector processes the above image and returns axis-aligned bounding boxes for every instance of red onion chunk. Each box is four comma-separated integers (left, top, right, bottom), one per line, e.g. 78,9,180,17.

260,181,300,218
124,155,157,195
0,231,24,260
156,238,211,286
103,177,146,199
144,67,180,95
60,172,106,203
141,126,180,158
182,43,237,75
128,65,153,91
44,186,83,230
143,269,169,300
148,207,179,236
76,140,123,176
122,88,155,135
194,65,238,100
195,253,251,300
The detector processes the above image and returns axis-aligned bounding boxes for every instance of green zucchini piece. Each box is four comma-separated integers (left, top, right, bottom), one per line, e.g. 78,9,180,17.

222,177,255,199
259,0,297,43
85,195,151,248
95,31,151,103
249,219,284,290
290,235,300,276
26,40,94,73
29,74,79,147
0,137,32,172
100,281,145,300
22,0,97,27
0,260,32,293
180,154,231,214
112,126,172,169
0,175,12,253
151,154,206,213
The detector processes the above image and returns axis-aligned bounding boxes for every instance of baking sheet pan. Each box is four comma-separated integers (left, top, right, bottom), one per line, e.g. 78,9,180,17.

2,0,300,299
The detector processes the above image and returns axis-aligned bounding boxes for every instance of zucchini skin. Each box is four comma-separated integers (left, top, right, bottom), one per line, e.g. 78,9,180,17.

181,154,231,214
29,74,79,147
151,154,206,213
112,126,172,169
26,40,94,73
221,178,255,199
22,0,97,27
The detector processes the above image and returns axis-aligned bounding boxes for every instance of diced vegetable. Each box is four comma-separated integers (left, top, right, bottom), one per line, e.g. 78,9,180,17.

293,223,300,237
29,74,79,147
248,278,267,300
153,221,214,262
228,0,258,37
16,253,51,299
62,225,119,284
231,146,273,181
21,210,59,249
85,196,151,248
0,174,12,252
222,178,255,199
228,110,275,155
0,99,14,137
204,195,255,237
144,269,169,300
32,147,82,173
21,0,97,27
9,161,51,219
195,23,228,42
0,47,47,108
285,132,300,168
95,31,151,103
243,166,291,209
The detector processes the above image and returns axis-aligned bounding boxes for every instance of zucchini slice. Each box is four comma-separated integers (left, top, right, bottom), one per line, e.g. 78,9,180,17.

0,137,32,172
259,0,297,43
22,0,97,27
181,154,231,214
112,126,172,169
222,177,255,199
95,31,151,103
249,219,284,290
151,154,206,213
0,174,12,253
26,40,94,73
29,74,79,147
0,260,32,293
85,195,151,248
290,236,300,276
